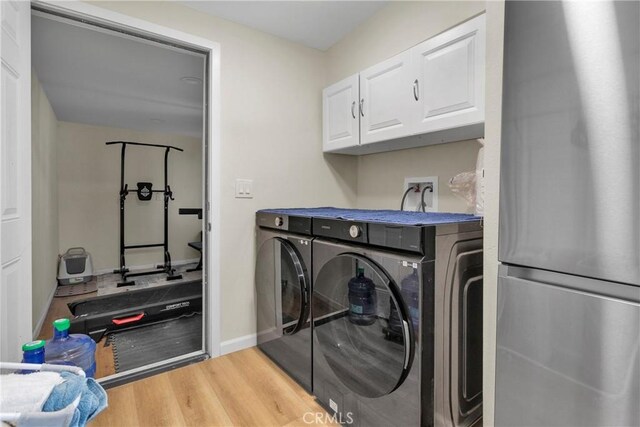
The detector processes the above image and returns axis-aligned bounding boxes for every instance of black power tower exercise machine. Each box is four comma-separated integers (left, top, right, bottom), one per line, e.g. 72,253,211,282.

106,141,184,286
67,142,202,343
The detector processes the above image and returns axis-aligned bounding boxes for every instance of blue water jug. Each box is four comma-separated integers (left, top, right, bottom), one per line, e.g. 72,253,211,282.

387,270,420,340
401,269,420,331
348,267,377,325
22,340,46,364
19,340,46,374
45,318,96,378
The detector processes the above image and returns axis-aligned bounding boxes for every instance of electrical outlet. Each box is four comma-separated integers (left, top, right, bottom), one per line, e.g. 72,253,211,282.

403,176,438,212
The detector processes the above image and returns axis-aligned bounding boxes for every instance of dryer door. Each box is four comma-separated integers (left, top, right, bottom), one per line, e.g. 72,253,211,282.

256,237,310,342
313,253,415,398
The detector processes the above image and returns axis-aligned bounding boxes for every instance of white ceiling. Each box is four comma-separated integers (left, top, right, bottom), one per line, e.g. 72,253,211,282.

182,1,388,50
32,14,205,138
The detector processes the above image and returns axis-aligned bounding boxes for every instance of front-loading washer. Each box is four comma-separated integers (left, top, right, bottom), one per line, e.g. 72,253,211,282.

311,214,483,427
255,211,313,391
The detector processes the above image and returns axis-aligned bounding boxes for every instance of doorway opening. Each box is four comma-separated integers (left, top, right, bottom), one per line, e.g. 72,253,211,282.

30,4,217,386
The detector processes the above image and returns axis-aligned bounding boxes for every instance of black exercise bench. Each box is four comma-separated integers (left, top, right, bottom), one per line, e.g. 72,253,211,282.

179,208,203,272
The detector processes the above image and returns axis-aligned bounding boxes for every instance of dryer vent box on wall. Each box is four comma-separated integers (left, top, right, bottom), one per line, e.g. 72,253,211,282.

58,247,94,285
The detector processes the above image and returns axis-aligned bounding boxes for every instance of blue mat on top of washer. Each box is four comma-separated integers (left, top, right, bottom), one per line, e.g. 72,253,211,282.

258,207,480,226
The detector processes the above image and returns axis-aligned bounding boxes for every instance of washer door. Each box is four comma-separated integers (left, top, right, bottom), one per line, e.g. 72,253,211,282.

256,237,309,340
313,253,414,398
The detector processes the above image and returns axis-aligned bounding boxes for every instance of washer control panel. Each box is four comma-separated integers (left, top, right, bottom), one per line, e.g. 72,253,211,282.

349,225,362,238
313,218,425,254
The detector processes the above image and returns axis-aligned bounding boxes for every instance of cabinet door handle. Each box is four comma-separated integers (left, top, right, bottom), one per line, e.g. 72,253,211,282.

413,79,419,101
351,101,356,119
359,99,365,117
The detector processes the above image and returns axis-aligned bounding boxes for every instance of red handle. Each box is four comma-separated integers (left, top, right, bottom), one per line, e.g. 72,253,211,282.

112,313,145,325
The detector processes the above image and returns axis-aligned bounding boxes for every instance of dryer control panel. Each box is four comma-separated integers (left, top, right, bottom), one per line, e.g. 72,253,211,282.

313,218,368,244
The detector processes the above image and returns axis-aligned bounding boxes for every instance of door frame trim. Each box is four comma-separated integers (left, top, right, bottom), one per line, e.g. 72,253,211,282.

32,0,222,359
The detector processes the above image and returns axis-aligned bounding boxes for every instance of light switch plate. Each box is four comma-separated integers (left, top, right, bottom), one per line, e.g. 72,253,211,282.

235,179,253,198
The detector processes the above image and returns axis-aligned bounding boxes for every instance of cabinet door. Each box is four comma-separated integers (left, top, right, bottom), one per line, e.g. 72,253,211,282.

322,74,360,152
412,14,485,134
359,50,414,145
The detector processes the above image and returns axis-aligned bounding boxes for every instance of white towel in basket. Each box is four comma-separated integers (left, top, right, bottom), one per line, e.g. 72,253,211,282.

0,372,63,414
17,396,79,427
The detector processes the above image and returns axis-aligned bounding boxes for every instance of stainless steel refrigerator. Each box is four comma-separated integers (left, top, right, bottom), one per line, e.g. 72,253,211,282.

496,1,640,426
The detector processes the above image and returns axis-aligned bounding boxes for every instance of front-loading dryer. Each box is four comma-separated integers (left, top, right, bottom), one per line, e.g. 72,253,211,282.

255,211,313,391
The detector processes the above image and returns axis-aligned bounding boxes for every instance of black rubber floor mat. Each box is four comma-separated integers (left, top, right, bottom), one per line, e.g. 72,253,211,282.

111,314,202,373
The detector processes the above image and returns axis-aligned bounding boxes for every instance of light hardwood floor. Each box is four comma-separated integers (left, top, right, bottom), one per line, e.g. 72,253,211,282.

91,347,335,427
39,292,333,426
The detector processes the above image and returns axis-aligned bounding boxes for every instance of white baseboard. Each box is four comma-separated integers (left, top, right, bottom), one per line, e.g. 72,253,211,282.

33,283,57,339
220,333,257,356
95,258,200,276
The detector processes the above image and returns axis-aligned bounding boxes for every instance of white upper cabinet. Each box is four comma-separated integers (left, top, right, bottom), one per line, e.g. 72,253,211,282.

322,13,486,155
359,51,414,145
411,14,486,135
322,74,360,152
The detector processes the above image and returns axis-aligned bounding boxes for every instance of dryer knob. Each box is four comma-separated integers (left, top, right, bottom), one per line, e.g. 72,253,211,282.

274,217,284,227
349,225,362,238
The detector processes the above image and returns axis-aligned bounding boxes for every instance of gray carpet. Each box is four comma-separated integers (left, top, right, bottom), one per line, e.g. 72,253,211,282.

97,262,202,296
111,313,202,373
54,280,98,297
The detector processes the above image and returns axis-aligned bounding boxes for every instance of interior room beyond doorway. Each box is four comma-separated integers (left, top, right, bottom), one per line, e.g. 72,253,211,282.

31,8,207,383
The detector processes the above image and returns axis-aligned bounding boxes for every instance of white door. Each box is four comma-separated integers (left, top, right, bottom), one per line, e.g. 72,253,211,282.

412,14,485,134
1,1,32,362
359,50,414,145
322,74,359,152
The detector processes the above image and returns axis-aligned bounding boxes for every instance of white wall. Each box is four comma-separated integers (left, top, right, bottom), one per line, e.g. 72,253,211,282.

355,140,480,212
91,1,359,341
31,70,59,329
56,121,202,271
483,2,505,425
325,1,486,213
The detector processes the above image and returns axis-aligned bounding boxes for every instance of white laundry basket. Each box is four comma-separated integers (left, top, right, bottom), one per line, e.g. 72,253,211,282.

0,363,85,427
